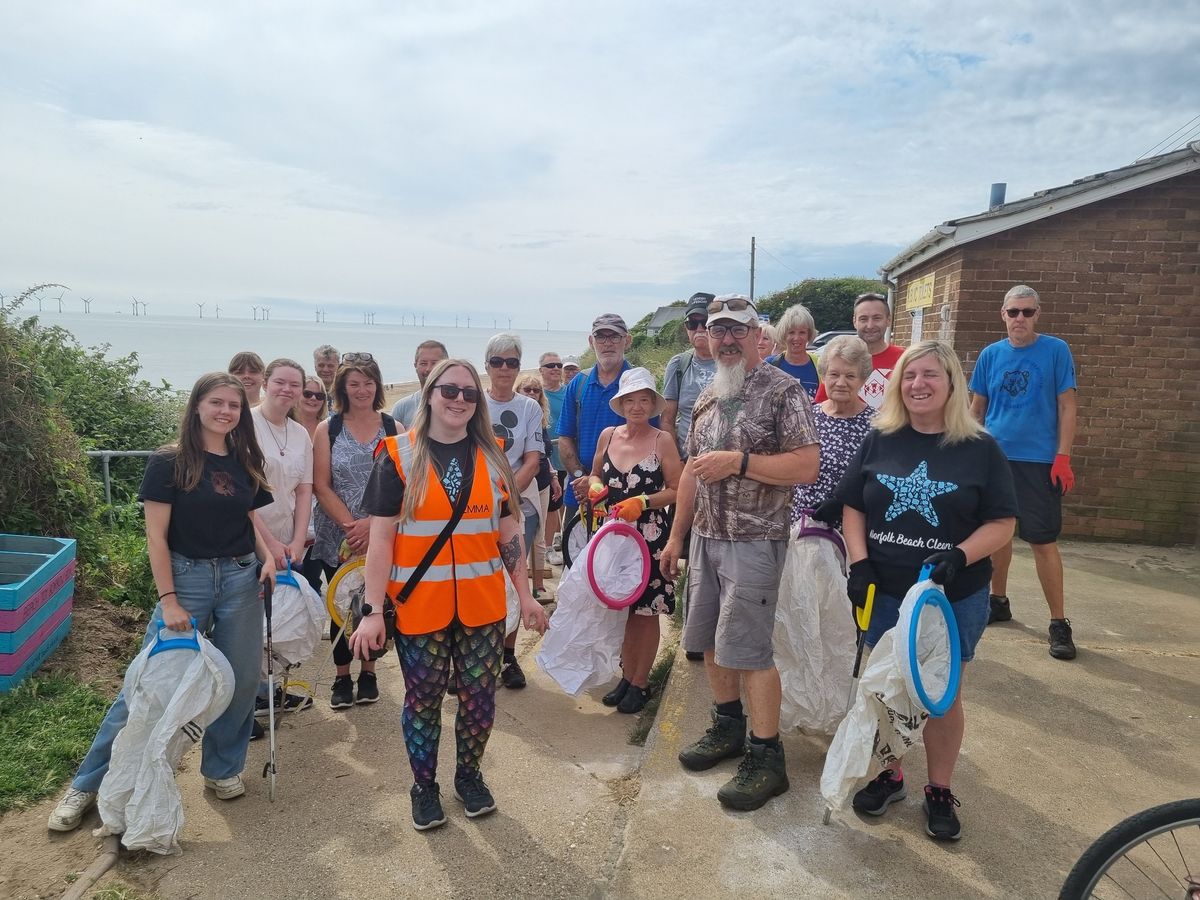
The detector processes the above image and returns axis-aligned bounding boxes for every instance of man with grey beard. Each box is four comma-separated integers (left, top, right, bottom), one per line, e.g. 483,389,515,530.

661,294,819,812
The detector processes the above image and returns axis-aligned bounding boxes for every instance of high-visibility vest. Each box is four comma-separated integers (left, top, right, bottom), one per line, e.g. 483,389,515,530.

378,431,509,635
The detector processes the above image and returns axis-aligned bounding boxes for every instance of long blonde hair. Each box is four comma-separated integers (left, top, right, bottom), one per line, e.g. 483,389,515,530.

514,372,549,427
400,359,521,522
873,341,984,446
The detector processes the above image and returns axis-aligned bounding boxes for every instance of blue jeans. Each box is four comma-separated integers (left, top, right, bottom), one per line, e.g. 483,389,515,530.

72,552,263,790
863,584,990,663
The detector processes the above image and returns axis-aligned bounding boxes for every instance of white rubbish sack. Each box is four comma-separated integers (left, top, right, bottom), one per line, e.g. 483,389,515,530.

262,575,327,677
95,628,235,854
774,521,856,734
504,569,521,636
820,576,954,812
535,556,627,695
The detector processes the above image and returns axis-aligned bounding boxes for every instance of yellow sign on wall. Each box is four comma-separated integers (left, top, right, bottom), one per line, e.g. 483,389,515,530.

906,273,935,310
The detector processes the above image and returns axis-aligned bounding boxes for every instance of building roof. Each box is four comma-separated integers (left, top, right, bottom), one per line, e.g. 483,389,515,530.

880,141,1200,280
647,305,686,330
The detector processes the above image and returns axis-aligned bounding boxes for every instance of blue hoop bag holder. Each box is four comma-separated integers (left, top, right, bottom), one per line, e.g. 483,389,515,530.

896,564,962,718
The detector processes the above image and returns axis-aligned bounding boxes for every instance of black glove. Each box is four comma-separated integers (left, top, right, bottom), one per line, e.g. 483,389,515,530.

811,498,843,529
923,547,966,586
846,559,877,612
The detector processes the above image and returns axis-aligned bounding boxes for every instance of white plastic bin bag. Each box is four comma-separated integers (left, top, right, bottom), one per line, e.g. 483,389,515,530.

535,554,627,695
262,574,326,677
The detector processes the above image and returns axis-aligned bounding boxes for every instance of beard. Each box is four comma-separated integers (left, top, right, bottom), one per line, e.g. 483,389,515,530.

711,358,748,400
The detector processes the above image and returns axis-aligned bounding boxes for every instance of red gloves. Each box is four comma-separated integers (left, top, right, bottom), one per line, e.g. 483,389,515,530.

612,495,647,523
1051,454,1075,494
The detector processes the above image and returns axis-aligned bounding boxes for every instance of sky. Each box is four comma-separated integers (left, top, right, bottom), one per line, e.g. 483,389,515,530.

1,1,1197,331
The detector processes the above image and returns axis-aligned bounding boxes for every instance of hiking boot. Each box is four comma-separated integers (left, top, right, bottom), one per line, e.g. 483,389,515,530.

602,678,630,707
255,687,313,717
501,656,526,690
617,685,650,715
1049,619,1077,660
454,768,498,818
250,719,265,741
356,671,380,704
716,741,790,811
47,788,97,832
987,594,1012,624
923,784,962,841
411,782,447,831
330,675,354,709
203,775,245,800
852,769,907,816
678,709,746,771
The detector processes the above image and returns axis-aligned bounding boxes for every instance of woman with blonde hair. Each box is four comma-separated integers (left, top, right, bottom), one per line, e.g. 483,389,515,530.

767,304,820,399
351,359,548,830
294,376,328,442
756,321,779,359
832,341,1017,841
515,371,562,599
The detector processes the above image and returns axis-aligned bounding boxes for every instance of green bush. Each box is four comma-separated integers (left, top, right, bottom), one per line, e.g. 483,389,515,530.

755,276,888,331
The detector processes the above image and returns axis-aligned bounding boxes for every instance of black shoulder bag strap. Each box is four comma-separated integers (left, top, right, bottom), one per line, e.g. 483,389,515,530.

391,459,474,606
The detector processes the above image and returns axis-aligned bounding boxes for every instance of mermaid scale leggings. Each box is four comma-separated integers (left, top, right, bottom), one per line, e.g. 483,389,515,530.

396,618,505,786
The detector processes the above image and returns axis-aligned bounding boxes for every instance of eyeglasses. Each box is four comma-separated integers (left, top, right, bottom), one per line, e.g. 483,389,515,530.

592,331,623,343
302,390,327,401
707,297,756,315
435,384,480,403
540,362,563,369
341,352,374,363
708,324,751,339
488,356,521,370
685,318,708,331
1004,307,1038,318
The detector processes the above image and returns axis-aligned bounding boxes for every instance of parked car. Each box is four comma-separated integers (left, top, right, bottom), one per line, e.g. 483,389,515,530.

809,330,855,355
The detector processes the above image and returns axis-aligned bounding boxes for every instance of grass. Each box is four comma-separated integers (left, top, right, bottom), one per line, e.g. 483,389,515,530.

0,674,110,812
92,884,155,900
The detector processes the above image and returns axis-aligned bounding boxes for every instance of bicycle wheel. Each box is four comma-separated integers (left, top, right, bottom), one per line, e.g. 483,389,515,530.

1059,798,1200,899
561,510,590,570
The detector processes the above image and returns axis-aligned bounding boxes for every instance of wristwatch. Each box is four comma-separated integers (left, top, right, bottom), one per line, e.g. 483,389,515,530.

572,469,584,479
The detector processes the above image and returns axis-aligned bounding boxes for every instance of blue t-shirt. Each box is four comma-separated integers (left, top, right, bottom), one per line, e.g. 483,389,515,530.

545,385,568,470
968,335,1077,464
769,353,819,400
555,362,659,508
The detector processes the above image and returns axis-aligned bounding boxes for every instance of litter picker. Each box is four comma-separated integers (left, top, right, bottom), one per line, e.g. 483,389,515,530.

823,579,874,825
262,574,278,802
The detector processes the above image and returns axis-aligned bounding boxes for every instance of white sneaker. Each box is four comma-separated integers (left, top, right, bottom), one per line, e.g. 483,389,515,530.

546,550,564,567
203,775,245,800
48,788,98,832
552,533,562,552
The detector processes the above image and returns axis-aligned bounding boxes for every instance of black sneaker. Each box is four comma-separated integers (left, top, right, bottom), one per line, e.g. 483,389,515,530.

602,678,630,707
1049,619,1077,660
678,709,746,771
852,769,907,816
716,741,789,811
250,719,265,741
356,671,380,704
330,675,354,709
454,769,497,818
500,657,526,690
617,684,650,715
255,688,314,717
987,594,1012,624
923,784,962,841
410,782,447,831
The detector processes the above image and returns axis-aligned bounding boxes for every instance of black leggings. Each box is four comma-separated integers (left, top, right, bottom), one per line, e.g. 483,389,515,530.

301,552,355,667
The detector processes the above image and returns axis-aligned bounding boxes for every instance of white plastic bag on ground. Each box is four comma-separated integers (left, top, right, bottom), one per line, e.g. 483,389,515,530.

96,629,235,854
774,522,855,734
262,575,326,677
820,576,954,812
535,558,627,695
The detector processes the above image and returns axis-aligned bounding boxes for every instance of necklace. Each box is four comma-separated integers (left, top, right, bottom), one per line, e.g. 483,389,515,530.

263,414,289,456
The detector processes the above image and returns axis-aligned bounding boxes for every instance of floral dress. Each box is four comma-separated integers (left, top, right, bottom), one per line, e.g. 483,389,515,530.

600,448,675,616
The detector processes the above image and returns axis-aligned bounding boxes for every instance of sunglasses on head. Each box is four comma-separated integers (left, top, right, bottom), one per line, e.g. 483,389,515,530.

341,352,374,363
435,384,480,402
707,297,756,315
489,356,521,369
1004,307,1038,318
540,361,563,369
302,390,327,401
685,317,708,331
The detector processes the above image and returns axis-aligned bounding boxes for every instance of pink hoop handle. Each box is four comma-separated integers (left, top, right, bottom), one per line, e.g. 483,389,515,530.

585,519,651,610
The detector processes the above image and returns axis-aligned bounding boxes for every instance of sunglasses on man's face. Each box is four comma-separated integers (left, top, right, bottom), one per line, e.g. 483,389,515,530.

302,390,327,401
341,352,374,363
1004,307,1038,318
540,362,563,369
685,317,707,331
707,297,756,315
435,384,480,403
489,356,521,370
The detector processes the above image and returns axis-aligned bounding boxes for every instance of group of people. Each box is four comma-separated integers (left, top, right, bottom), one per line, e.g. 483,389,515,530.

49,283,1079,843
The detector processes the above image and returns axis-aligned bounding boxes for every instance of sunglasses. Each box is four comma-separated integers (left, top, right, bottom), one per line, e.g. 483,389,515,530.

488,356,521,369
707,297,756,315
540,362,563,369
302,390,327,401
522,387,543,395
435,384,480,402
1004,307,1038,318
341,352,374,363
685,318,708,331
708,323,751,339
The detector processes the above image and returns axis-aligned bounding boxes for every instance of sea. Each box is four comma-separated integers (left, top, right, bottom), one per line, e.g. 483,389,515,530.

14,310,590,391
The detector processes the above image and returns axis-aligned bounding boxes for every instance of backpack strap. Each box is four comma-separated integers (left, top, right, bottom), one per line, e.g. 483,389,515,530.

328,413,344,448
673,349,695,397
381,412,398,437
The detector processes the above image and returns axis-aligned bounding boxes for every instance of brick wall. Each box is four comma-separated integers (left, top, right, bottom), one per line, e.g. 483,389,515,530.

892,170,1200,545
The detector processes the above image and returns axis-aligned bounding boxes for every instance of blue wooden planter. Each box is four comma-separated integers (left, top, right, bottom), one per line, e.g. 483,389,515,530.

0,535,77,692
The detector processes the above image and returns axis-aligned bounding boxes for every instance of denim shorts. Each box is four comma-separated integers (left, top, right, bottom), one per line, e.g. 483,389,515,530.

864,584,989,663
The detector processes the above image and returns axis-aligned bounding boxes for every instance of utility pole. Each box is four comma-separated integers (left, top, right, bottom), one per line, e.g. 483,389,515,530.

749,235,756,302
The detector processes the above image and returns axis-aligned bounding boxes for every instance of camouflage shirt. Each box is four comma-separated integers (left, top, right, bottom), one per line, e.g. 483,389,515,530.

687,362,818,541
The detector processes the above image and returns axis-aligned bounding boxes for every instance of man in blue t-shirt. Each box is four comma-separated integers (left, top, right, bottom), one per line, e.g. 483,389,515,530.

969,284,1079,660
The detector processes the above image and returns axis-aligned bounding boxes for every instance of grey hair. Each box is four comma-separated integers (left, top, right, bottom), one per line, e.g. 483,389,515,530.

777,303,817,338
485,332,522,362
818,335,872,380
538,350,561,365
1003,284,1040,306
313,343,338,360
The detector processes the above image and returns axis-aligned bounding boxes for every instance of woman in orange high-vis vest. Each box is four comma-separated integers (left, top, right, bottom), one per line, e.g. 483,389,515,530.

350,359,548,831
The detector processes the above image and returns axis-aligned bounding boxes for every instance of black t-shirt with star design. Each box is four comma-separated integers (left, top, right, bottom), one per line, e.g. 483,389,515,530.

835,426,1017,601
